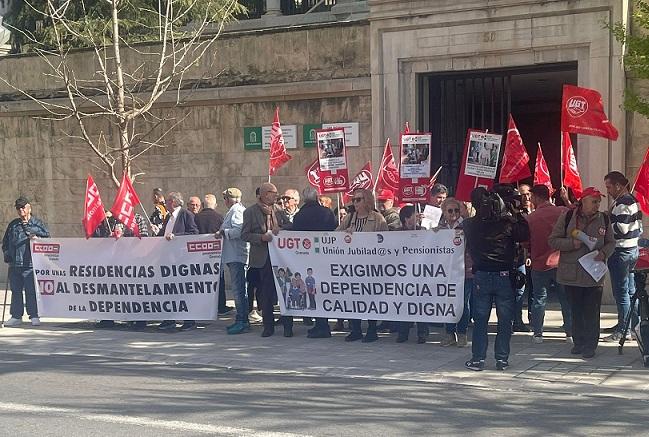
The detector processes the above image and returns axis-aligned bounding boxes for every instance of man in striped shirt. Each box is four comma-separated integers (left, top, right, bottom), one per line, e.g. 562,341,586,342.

603,171,643,342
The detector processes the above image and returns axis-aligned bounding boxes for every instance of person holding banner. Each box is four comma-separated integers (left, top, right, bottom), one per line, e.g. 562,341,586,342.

292,186,337,338
463,188,530,371
158,192,199,331
436,198,472,348
336,188,389,342
2,196,50,327
218,188,251,335
395,205,429,344
242,183,292,338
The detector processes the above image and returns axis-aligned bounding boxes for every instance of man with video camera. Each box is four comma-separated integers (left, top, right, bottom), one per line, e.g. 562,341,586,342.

463,185,530,371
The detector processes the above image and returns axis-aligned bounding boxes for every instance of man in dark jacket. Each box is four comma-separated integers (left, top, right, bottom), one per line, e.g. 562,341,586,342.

2,196,50,327
292,186,337,337
463,187,530,371
158,191,199,331
194,194,224,234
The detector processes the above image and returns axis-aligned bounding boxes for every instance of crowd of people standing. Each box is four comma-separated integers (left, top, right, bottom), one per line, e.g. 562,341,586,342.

1,169,645,372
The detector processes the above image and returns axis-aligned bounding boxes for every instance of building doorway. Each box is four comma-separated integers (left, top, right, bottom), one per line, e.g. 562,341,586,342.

420,63,578,194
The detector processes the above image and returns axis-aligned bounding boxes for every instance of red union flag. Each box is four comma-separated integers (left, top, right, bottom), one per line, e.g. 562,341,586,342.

82,175,106,239
304,158,322,194
343,161,374,204
499,114,531,183
534,143,554,193
561,84,619,140
110,173,142,237
375,138,400,195
562,132,583,198
268,107,292,176
633,147,649,215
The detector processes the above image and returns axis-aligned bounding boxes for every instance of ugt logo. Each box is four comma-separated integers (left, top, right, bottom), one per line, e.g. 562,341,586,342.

566,96,588,118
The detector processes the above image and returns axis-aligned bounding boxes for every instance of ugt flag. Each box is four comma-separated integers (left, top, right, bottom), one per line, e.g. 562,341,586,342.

499,114,531,183
110,173,142,238
82,175,106,238
534,143,554,193
375,138,400,196
343,161,374,204
562,132,583,198
561,84,618,140
269,107,292,176
634,147,649,215
304,158,322,194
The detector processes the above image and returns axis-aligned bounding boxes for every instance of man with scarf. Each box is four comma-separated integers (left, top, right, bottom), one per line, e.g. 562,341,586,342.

242,183,291,337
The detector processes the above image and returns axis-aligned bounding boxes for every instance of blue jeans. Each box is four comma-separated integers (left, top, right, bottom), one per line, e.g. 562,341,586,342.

446,278,473,335
471,271,514,361
608,247,639,333
9,267,38,319
227,262,248,324
530,269,572,336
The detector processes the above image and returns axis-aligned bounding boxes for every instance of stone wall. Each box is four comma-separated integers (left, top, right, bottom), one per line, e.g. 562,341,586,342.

0,22,371,239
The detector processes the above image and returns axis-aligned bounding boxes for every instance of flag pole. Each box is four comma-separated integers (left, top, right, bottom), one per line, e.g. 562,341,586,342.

336,193,341,227
560,132,564,188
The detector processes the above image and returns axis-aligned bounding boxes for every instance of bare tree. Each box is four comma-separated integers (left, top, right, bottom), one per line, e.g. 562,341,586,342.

1,0,243,186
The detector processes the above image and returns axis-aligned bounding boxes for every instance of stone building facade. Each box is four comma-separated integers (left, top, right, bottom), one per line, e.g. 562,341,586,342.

0,0,643,243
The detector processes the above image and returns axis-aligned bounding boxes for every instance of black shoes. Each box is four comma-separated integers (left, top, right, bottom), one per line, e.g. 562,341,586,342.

345,332,363,342
570,345,583,355
158,321,176,331
261,327,274,337
362,332,378,343
417,336,427,344
95,320,115,329
495,359,509,371
179,322,197,331
512,323,530,333
307,330,332,339
465,359,485,371
284,326,294,338
582,350,595,359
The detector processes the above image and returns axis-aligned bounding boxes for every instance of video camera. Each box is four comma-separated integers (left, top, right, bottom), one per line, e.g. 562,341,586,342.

474,184,524,222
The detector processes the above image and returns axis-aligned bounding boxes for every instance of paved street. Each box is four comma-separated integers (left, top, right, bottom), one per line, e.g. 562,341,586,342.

1,291,648,435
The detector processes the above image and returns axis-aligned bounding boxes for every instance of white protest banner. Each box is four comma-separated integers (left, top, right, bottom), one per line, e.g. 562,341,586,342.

32,235,221,321
316,127,350,193
268,230,464,323
399,132,432,202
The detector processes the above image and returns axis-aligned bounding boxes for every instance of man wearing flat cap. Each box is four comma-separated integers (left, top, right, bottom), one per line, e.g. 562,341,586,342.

2,196,50,327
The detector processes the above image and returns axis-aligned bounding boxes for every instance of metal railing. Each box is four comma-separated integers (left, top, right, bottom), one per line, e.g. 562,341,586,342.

281,0,337,15
236,0,340,19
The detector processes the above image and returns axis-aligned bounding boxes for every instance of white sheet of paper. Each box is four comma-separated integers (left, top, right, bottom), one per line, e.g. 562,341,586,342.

578,250,608,282
421,205,442,230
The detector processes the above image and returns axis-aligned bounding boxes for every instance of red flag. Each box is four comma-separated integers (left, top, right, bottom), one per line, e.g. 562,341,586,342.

375,138,400,195
499,114,531,183
561,84,618,140
82,175,107,239
534,143,554,193
304,158,322,194
110,173,142,238
343,162,374,204
268,107,292,176
403,122,410,134
562,132,583,198
633,147,649,215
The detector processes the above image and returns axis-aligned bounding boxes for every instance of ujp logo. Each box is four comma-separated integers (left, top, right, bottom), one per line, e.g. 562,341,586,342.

566,96,588,118
33,243,60,254
187,240,221,253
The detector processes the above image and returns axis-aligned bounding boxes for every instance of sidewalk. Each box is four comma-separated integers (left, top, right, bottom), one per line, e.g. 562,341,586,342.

1,290,648,401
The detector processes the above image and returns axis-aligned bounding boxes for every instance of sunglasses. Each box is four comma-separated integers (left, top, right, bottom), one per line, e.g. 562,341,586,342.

446,208,460,214
352,197,364,203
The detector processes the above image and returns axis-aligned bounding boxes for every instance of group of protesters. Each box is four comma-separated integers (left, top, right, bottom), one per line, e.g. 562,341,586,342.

1,169,644,371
